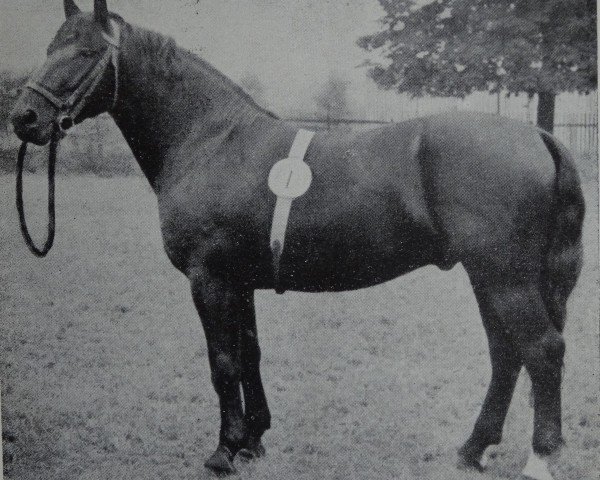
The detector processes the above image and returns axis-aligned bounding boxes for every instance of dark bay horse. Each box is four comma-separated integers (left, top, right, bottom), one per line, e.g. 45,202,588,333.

11,1,585,478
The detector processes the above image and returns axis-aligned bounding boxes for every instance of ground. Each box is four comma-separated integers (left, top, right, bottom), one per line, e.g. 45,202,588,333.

0,175,598,480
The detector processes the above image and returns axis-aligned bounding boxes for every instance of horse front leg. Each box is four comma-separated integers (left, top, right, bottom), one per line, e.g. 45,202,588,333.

238,291,271,460
190,270,246,474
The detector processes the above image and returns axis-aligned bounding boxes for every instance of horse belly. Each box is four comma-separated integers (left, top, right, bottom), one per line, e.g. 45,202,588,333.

280,203,440,292
284,253,429,292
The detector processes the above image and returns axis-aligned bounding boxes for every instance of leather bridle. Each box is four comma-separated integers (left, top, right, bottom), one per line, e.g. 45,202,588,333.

25,20,121,132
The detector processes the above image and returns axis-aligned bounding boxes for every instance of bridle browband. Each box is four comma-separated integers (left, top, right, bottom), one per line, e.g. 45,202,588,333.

25,19,121,131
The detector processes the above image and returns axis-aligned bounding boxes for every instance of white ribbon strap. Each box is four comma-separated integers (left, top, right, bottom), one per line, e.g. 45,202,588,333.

268,129,315,293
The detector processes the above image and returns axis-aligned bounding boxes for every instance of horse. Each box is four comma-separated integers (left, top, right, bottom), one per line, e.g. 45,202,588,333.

10,1,585,478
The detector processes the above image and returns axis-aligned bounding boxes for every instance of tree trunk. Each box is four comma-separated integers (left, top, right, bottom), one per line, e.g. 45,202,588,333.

537,91,556,133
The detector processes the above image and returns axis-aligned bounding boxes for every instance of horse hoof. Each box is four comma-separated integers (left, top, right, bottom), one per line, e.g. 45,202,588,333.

520,451,555,480
237,440,266,461
457,448,487,472
204,445,236,475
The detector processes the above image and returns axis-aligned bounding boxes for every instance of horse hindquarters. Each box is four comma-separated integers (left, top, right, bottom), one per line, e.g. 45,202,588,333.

457,131,584,472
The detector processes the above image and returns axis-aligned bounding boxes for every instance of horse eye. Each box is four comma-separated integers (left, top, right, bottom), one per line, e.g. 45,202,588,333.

63,32,79,43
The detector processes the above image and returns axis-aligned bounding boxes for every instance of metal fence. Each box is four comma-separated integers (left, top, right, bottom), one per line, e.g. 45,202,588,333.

285,116,388,131
554,113,598,158
287,112,598,159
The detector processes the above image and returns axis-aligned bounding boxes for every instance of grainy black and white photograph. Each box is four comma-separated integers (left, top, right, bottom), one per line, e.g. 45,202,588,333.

0,1,597,479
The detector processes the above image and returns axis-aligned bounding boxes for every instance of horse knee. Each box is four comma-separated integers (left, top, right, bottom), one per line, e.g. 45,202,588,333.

212,353,240,390
523,329,565,376
243,330,261,361
544,331,565,365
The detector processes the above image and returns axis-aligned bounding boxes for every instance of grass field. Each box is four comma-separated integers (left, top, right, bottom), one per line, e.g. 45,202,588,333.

0,174,598,480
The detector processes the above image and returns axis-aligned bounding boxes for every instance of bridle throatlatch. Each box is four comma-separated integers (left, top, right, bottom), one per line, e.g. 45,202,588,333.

16,20,120,257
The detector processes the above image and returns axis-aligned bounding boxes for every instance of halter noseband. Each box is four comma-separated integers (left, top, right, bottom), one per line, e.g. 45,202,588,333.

25,20,121,132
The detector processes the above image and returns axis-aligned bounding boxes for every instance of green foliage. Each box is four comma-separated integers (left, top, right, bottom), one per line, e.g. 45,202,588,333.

358,0,597,98
0,71,28,128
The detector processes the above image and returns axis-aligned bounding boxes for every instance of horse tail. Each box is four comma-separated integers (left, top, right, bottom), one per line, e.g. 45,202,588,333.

539,130,585,332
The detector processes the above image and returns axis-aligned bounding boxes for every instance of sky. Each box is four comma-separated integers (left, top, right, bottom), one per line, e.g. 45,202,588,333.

0,0,392,115
1,0,594,120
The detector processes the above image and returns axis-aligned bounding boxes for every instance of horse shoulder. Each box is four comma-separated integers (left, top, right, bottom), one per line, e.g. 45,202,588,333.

155,141,275,278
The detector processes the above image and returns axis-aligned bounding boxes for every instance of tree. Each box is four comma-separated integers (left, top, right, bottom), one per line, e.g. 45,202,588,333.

358,0,596,132
314,75,353,119
0,71,28,131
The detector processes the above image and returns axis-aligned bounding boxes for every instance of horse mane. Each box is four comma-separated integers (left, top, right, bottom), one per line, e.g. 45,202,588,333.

115,14,278,119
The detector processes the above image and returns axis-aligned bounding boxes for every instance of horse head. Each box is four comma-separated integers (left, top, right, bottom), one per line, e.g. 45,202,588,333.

11,0,119,145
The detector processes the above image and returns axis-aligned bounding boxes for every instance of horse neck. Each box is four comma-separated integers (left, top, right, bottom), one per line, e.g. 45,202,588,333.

110,22,275,188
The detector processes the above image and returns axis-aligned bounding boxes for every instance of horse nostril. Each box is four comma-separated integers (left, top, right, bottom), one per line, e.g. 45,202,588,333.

22,109,38,125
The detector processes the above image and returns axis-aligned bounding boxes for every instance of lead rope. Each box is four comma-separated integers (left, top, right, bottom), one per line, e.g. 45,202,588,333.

16,126,59,257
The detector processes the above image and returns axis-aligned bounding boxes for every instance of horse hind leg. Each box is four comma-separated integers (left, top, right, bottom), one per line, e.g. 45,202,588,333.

519,286,565,480
460,268,565,478
457,284,522,471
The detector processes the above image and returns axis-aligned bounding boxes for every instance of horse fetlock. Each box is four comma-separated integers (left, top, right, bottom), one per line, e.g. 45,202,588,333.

245,408,271,433
237,413,269,461
238,435,266,461
457,438,490,472
220,418,246,451
457,450,486,472
533,425,563,457
471,419,505,448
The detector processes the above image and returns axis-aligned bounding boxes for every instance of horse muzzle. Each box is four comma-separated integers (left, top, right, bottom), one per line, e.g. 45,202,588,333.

11,106,57,146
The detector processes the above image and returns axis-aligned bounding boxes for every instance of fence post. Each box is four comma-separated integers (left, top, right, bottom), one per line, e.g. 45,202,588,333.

496,90,501,116
582,113,586,155
1,384,3,477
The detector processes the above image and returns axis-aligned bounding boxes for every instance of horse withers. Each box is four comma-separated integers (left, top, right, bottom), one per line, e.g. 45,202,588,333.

10,1,585,478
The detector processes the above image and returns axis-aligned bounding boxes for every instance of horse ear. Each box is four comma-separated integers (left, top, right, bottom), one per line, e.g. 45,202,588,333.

64,0,81,18
94,0,109,31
